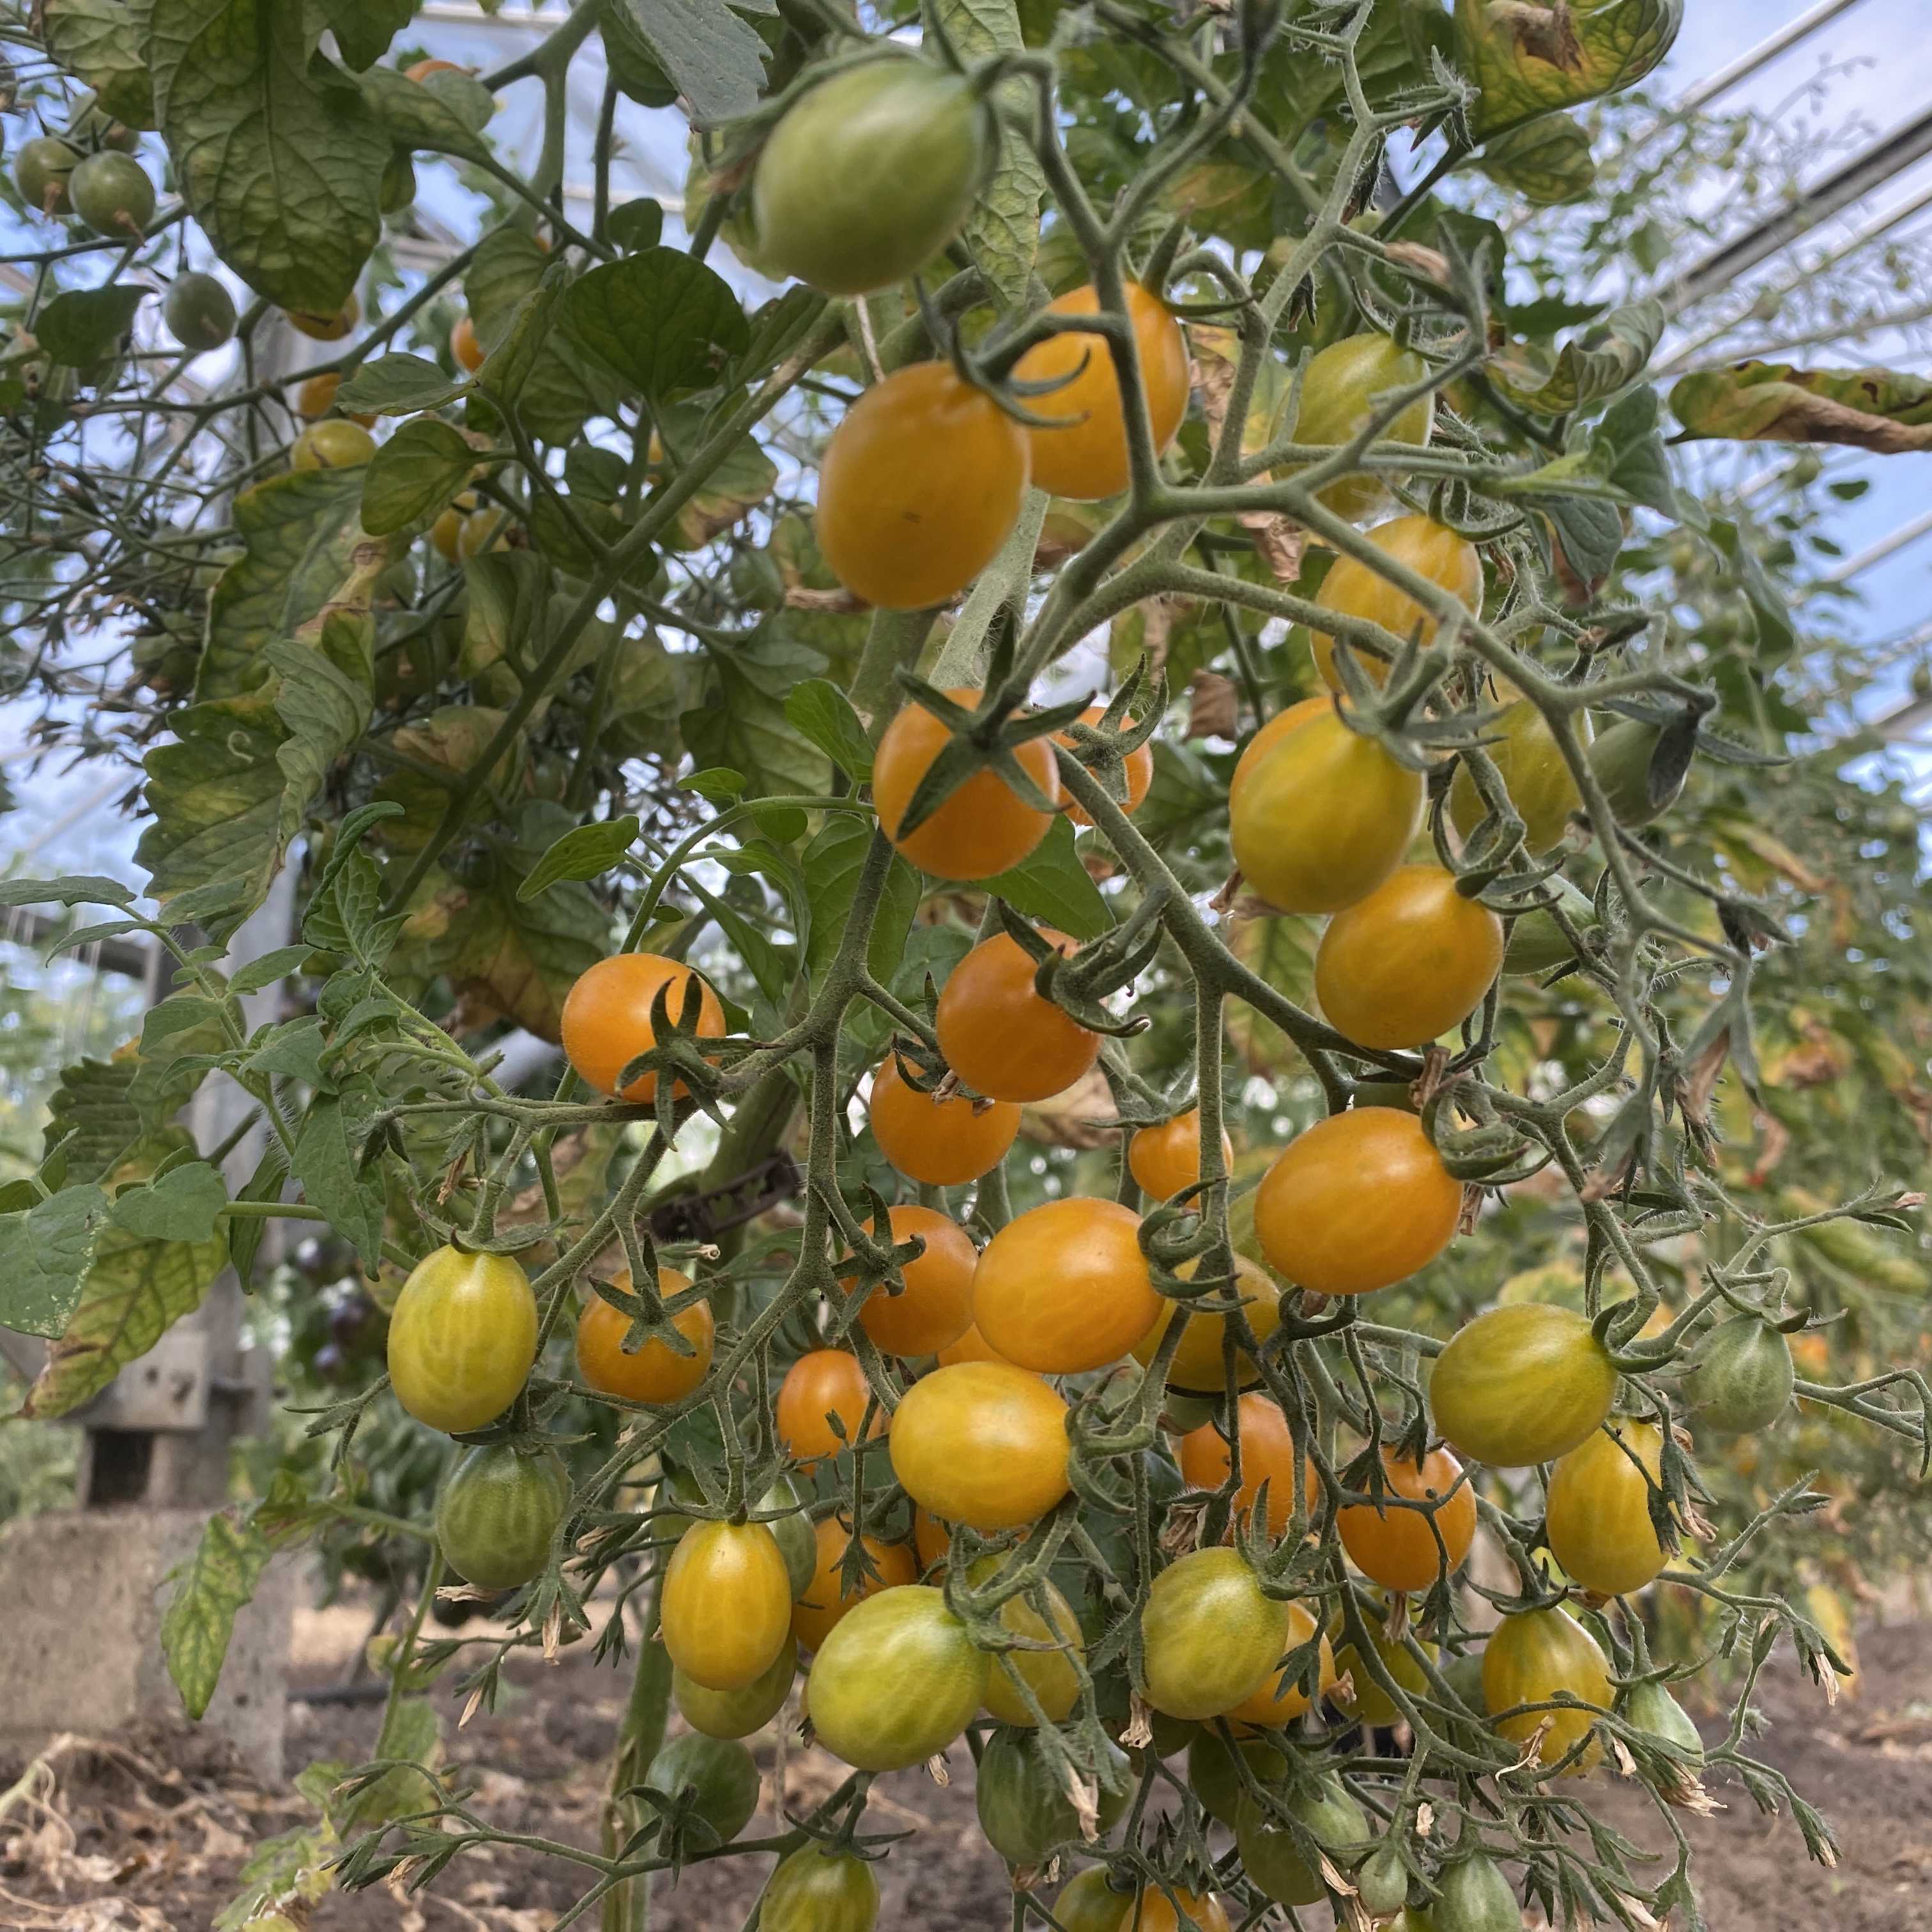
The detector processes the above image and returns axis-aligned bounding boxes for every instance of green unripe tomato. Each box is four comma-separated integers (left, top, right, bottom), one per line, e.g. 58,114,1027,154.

1621,1676,1705,1766
1186,1728,1282,1828
976,1726,1130,1867
750,59,990,296
434,1443,569,1588
380,148,418,214
1432,1850,1521,1932
1234,1774,1369,1908
1357,1842,1411,1917
292,419,378,470
646,1732,761,1847
1687,1315,1794,1433
1588,717,1689,828
68,150,155,237
673,1633,798,1739
162,272,238,353
15,135,80,216
1274,333,1435,522
1501,874,1599,975
761,1844,880,1932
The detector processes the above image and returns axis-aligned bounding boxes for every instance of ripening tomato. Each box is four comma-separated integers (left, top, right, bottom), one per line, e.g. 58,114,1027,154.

661,1519,793,1690
673,1631,798,1739
1308,516,1482,691
1430,1304,1618,1468
936,1321,1013,1368
1336,1445,1476,1593
434,1443,568,1590
1229,707,1422,915
1176,1393,1317,1535
1131,1255,1282,1393
912,1506,952,1573
847,1205,976,1357
430,506,466,564
775,1350,885,1469
1483,1606,1613,1772
967,1554,1085,1726
1274,333,1434,522
816,362,1030,609
871,687,1061,880
1227,696,1329,815
560,953,726,1103
387,1244,537,1434
450,313,486,372
1254,1108,1460,1296
1128,1107,1234,1202
1227,1600,1335,1726
761,1844,880,1932
456,505,512,560
806,1584,990,1770
935,930,1100,1105
294,370,375,426
1140,1547,1290,1721
1234,1774,1369,1909
790,1514,917,1652
1059,705,1156,826
750,60,990,297
1314,865,1505,1051
406,57,466,80
868,1054,1021,1186
1121,1889,1234,1932
973,1196,1160,1374
574,1269,714,1404
1052,1869,1135,1932
889,1360,1071,1529
1545,1420,1668,1597
1449,696,1592,857
291,420,376,470
287,292,360,341
1013,282,1191,501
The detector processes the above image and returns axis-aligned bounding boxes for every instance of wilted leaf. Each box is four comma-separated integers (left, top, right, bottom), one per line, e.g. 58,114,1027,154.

1669,360,1932,452
1476,111,1597,204
162,1510,273,1721
1491,298,1664,413
1456,0,1683,143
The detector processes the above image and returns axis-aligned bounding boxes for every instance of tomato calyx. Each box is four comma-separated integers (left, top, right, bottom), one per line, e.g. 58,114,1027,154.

993,900,1153,1038
884,673,1078,843
583,1263,709,1364
1054,663,1165,813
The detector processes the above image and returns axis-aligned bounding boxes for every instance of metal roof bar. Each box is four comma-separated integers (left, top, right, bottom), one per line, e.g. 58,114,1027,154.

1818,505,1932,585
1676,0,1872,112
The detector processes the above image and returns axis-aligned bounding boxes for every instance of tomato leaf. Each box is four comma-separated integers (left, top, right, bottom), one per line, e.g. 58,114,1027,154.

1475,112,1597,205
316,0,416,71
784,679,875,782
564,247,750,403
360,417,477,536
518,815,642,901
801,818,921,986
35,285,148,366
1491,298,1665,415
681,634,832,800
1455,0,1683,144
0,874,137,910
0,1185,114,1339
358,62,494,160
983,815,1111,940
160,1510,275,1721
289,1087,386,1272
335,353,471,417
109,1161,229,1244
607,0,770,126
464,230,617,443
1668,360,1932,452
41,0,157,128
937,0,1045,310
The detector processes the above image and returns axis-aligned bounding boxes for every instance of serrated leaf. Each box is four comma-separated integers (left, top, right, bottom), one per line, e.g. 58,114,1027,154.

1491,298,1664,414
936,0,1043,308
227,1142,289,1287
1669,359,1932,452
610,0,769,126
335,353,471,417
358,61,493,162
161,1511,273,1721
109,1162,228,1243
783,679,873,781
42,0,158,126
682,634,831,800
518,815,641,901
982,815,1110,940
564,247,749,401
360,417,476,535
227,944,315,995
1476,111,1597,204
1456,0,1682,143
35,285,148,367
801,819,919,986
148,0,386,312
0,1185,113,1338
464,230,615,443
290,1089,384,1271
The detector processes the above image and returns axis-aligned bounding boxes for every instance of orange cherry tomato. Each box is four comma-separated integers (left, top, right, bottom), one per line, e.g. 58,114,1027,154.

1336,1445,1476,1593
1122,1890,1232,1932
871,686,1061,880
1226,1600,1337,1726
294,369,376,427
775,1350,886,1469
972,1196,1160,1374
934,930,1101,1105
816,362,1030,610
790,1514,917,1652
1132,1254,1282,1393
912,1506,953,1574
1314,863,1505,1051
1309,515,1482,691
560,953,726,1103
936,1320,1013,1368
661,1519,793,1690
1227,696,1329,814
1176,1392,1317,1535
868,1055,1021,1186
574,1268,713,1404
889,1360,1071,1531
848,1204,977,1357
1253,1108,1460,1296
1014,283,1190,501
450,313,486,372
1128,1106,1234,1202
1058,704,1154,827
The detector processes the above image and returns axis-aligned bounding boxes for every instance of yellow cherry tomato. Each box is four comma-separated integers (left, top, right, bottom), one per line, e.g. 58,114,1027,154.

661,1519,794,1690
1309,516,1482,691
889,1360,1071,1531
1483,1606,1613,1772
1140,1547,1290,1721
1274,332,1434,522
1545,1420,1669,1597
387,1244,537,1434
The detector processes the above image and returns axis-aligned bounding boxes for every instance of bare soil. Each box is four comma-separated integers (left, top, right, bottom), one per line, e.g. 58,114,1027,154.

4,1599,1931,1931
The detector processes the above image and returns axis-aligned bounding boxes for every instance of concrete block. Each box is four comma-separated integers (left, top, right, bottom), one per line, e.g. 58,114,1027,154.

0,1507,294,1781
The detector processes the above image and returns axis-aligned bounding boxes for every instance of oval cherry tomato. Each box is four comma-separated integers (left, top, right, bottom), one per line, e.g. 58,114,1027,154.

1176,1393,1317,1535
1187,1728,1283,1827
889,1360,1070,1530
912,1506,952,1574
790,1514,917,1653
1014,282,1190,501
1121,1890,1233,1932
1483,1606,1612,1772
1227,695,1330,815
162,270,238,354
1275,332,1434,522
450,313,486,371
291,420,376,470
816,362,1030,610
972,1196,1160,1374
560,953,726,1103
663,1469,815,1598
1229,707,1422,915
805,1584,990,1771
872,686,1061,880
1131,1255,1282,1394
1449,696,1591,857
967,1553,1084,1726
661,1519,793,1690
646,1731,761,1846
1337,1445,1476,1593
1226,1600,1336,1726
1140,1547,1290,1721
936,1320,1014,1368
1052,1867,1136,1932
1314,864,1505,1051
1687,1315,1794,1432
976,1725,1129,1866
868,1054,1020,1185
1430,1304,1618,1467
434,1443,568,1590
1254,1108,1461,1296
775,1350,885,1469
1588,716,1686,828
1059,704,1156,825
1234,1773,1368,1908
761,1843,880,1932
1545,1420,1668,1597
1432,1851,1522,1932
673,1632,798,1740
1128,1107,1234,1202
847,1204,976,1357
1309,516,1481,690
387,1244,537,1434
574,1268,713,1404
934,929,1100,1105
